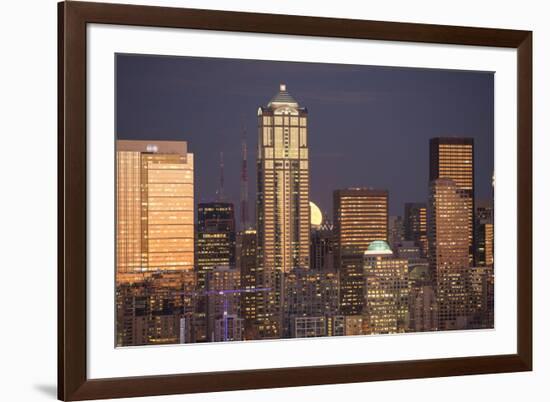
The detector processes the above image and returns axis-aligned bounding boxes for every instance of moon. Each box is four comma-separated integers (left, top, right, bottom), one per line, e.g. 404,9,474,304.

309,201,323,228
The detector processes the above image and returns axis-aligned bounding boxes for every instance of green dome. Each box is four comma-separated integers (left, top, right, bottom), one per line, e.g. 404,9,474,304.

367,240,391,252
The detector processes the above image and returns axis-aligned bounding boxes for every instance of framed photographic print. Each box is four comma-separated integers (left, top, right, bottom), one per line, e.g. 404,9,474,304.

58,1,532,400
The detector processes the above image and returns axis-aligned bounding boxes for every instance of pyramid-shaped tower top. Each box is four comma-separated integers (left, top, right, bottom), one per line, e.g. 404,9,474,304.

267,83,299,108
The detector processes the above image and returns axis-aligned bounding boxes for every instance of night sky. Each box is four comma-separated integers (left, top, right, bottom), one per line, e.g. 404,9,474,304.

116,54,494,222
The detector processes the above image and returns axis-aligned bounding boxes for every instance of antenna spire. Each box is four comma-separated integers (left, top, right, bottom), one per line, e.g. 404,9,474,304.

240,118,249,229
218,151,225,201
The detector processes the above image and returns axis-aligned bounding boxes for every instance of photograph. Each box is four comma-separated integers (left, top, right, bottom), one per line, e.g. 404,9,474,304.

1,0,542,400
115,54,495,346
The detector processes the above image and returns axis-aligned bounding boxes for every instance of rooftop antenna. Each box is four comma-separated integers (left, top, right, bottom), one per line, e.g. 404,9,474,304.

218,151,225,201
240,117,249,229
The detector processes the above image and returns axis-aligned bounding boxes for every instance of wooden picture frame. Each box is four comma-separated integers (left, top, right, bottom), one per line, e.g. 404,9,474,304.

58,1,532,400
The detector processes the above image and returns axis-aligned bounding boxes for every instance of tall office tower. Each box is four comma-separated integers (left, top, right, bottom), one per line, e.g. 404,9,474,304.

205,266,242,342
428,178,471,330
284,268,339,337
338,253,365,315
333,188,388,315
403,203,428,258
237,229,258,339
116,140,194,276
362,241,410,335
196,202,236,287
475,201,494,267
256,84,310,338
310,220,335,272
388,215,405,250
468,265,494,328
430,137,475,263
240,124,249,229
195,202,236,341
407,264,438,332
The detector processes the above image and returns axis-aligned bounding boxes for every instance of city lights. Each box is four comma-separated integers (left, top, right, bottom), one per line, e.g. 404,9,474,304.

116,84,494,347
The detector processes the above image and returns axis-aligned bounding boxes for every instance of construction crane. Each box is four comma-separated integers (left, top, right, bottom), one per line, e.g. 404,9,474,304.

173,287,271,341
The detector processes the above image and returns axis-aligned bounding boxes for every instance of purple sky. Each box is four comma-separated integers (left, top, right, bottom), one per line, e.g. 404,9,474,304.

116,54,494,221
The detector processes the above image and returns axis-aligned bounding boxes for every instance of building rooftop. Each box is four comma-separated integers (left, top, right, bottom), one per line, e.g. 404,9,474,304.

117,139,187,155
364,240,393,255
267,83,299,108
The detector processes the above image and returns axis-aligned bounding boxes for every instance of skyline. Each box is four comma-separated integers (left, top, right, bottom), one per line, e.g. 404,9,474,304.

115,63,494,343
116,54,494,218
115,136,494,344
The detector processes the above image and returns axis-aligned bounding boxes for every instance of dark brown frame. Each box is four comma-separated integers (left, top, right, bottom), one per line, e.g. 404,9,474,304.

58,1,532,400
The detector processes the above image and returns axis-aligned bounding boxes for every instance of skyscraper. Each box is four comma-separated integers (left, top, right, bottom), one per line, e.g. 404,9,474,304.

256,84,310,338
195,202,236,341
475,201,494,267
115,140,195,346
388,215,405,250
403,202,428,257
428,178,471,330
362,241,410,335
116,140,194,276
333,188,388,315
407,264,438,332
310,220,335,272
468,265,494,328
333,188,389,257
429,137,474,263
237,229,258,339
196,202,236,288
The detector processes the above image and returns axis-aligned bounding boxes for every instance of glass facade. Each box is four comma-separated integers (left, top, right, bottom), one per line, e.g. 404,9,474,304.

237,229,258,340
116,140,194,275
363,245,410,335
475,201,494,267
404,202,428,258
194,202,236,342
256,84,310,338
196,202,236,287
430,137,474,263
310,223,335,272
115,140,194,346
428,178,471,330
333,188,389,315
